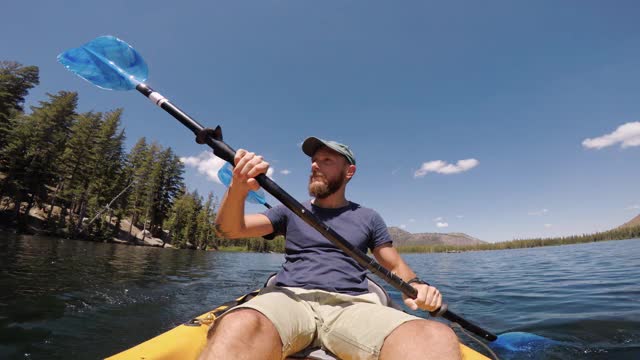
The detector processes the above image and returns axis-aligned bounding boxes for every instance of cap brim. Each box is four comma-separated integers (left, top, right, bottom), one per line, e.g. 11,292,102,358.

302,137,326,157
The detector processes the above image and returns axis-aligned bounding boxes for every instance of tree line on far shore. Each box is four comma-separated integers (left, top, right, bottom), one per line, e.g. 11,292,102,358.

0,61,284,252
397,224,640,253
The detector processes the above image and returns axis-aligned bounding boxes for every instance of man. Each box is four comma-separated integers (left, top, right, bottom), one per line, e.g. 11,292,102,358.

200,137,461,360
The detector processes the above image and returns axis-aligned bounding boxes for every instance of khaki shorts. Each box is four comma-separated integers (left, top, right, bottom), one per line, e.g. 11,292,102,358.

229,286,422,360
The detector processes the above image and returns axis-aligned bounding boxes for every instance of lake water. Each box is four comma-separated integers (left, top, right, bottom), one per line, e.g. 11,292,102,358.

1,231,639,359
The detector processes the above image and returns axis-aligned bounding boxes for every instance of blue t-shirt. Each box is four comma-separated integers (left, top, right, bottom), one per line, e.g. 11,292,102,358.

263,201,392,295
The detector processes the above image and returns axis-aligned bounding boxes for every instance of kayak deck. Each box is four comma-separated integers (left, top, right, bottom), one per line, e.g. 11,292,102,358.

107,292,490,360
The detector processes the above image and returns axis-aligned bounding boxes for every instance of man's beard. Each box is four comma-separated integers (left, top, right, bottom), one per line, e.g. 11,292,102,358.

308,170,346,199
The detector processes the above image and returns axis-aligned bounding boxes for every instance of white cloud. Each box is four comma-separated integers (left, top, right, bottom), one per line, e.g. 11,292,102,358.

582,122,640,149
456,215,464,219
414,158,479,177
436,222,449,228
528,209,549,216
626,204,640,210
400,224,407,229
409,218,416,223
544,224,553,228
433,216,443,222
180,152,226,184
280,169,291,175
181,151,274,183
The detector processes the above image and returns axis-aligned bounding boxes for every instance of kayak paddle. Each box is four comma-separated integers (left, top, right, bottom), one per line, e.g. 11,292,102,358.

59,35,556,353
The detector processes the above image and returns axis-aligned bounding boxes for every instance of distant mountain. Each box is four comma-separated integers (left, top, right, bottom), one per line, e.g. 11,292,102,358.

618,213,640,229
387,227,486,247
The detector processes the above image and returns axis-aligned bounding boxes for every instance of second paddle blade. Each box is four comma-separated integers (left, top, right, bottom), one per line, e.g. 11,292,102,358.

218,162,268,206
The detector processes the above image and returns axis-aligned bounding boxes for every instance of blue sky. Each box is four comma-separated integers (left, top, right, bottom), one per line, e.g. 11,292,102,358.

2,1,639,242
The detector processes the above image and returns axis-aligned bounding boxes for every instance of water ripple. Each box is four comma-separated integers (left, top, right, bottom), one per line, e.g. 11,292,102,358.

1,232,639,359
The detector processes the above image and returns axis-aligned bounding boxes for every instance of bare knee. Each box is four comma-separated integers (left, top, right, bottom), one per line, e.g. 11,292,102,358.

381,320,460,360
211,309,275,338
200,309,282,360
420,320,458,344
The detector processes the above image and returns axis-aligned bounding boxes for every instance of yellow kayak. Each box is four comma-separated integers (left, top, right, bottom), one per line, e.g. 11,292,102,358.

108,284,490,360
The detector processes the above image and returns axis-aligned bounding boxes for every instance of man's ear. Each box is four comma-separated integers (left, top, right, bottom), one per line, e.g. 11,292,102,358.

346,164,356,180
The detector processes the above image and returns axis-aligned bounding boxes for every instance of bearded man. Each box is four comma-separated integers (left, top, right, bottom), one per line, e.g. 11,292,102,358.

200,137,461,360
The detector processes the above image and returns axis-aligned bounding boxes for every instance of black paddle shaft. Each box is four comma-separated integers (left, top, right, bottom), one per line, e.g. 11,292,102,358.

136,84,498,342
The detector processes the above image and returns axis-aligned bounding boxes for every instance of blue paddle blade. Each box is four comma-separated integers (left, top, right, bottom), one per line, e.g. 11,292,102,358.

490,332,558,353
57,35,148,91
217,162,268,205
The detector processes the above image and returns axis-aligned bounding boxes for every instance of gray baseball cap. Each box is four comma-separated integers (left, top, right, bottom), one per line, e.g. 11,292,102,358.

302,137,356,165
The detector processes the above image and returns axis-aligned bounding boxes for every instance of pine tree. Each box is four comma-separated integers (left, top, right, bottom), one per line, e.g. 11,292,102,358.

125,137,150,239
0,91,77,225
164,188,200,248
138,142,161,236
195,192,217,249
145,146,184,235
159,149,184,228
0,61,40,143
85,110,126,222
49,112,101,225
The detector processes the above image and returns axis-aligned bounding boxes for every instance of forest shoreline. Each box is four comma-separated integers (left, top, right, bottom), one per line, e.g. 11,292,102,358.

0,200,282,252
0,206,176,249
3,206,639,255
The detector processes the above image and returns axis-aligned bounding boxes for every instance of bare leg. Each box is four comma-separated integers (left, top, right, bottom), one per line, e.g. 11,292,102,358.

199,309,283,360
380,320,461,360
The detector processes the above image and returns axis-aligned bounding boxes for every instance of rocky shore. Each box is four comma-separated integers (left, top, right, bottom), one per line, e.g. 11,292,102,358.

0,205,174,249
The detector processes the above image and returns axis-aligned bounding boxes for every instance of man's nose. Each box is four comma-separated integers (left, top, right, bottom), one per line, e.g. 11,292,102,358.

311,161,319,171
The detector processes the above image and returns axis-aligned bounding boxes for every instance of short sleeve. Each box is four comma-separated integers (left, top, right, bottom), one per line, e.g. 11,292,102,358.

369,211,392,250
262,204,288,240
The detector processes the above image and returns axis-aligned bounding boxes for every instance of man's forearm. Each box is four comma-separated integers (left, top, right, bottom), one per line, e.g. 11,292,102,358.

214,183,249,238
374,246,419,283
391,261,418,283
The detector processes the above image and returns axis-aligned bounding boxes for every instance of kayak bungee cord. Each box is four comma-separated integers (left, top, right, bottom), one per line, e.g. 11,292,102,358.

58,35,556,355
452,323,499,360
